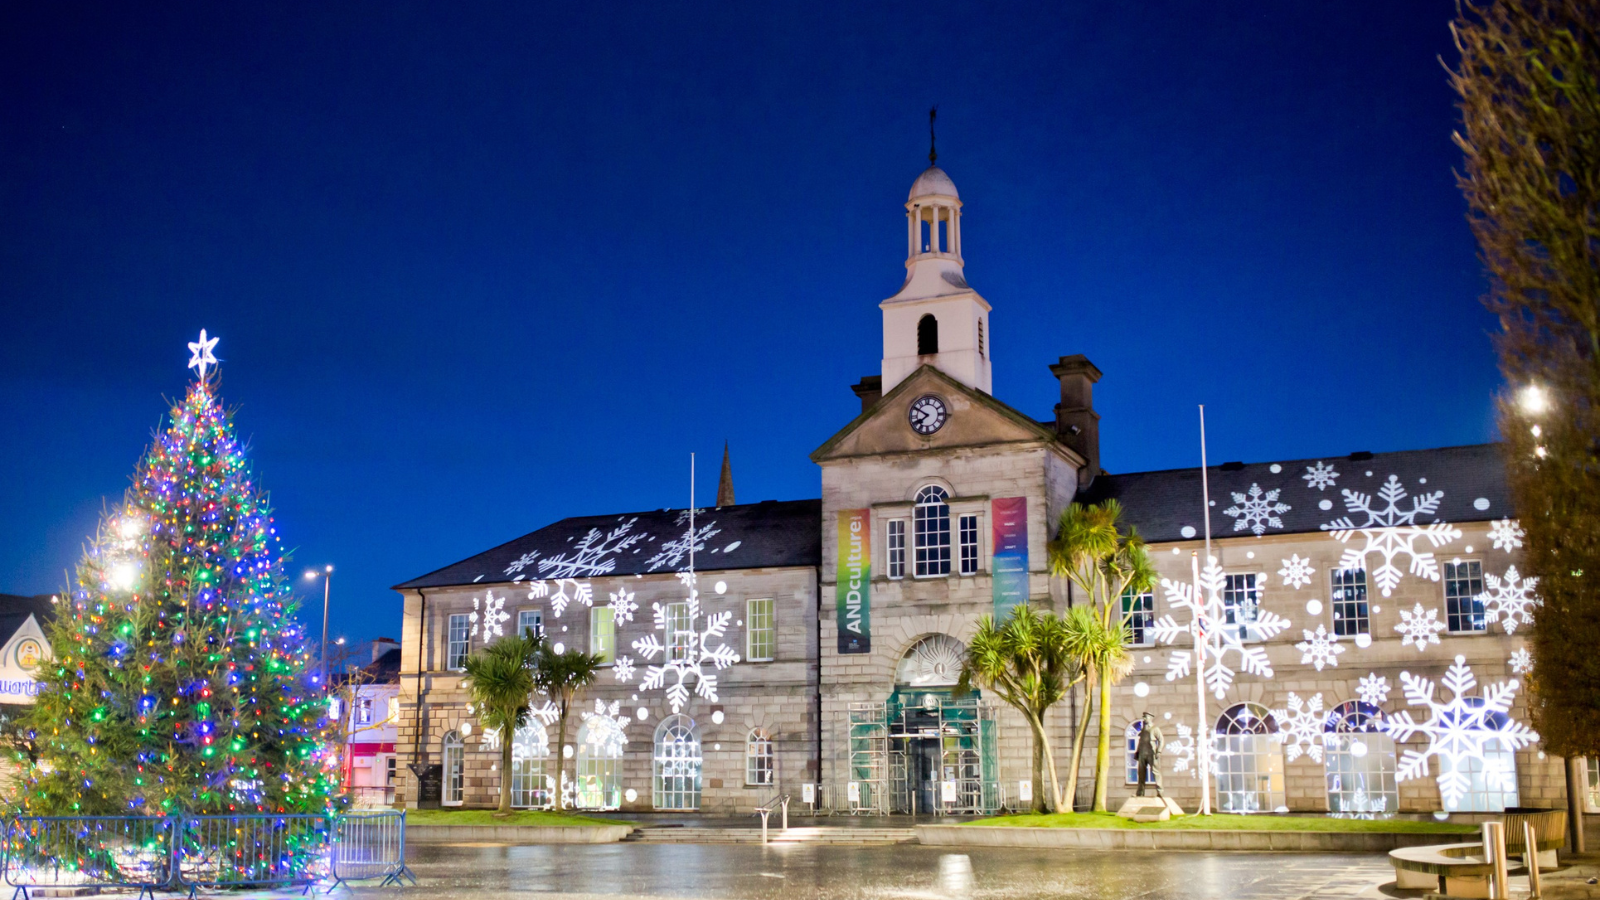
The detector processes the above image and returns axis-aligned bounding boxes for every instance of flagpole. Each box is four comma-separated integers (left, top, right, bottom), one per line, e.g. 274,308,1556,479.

1196,405,1213,816
690,452,696,577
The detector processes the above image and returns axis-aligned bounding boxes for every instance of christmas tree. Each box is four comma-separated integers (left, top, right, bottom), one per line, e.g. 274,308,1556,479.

10,331,341,816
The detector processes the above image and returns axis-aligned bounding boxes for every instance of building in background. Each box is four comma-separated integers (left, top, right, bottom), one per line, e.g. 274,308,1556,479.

336,638,402,807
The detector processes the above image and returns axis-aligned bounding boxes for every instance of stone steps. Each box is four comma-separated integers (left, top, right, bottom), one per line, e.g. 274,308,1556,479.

624,825,917,844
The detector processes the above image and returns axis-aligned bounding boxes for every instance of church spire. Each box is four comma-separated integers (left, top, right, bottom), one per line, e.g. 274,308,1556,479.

716,442,735,507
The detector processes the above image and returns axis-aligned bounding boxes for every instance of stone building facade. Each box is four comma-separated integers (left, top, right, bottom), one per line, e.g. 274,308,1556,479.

389,158,1576,821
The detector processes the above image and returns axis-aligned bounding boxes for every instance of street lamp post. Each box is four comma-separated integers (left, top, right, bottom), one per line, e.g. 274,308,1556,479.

304,565,334,687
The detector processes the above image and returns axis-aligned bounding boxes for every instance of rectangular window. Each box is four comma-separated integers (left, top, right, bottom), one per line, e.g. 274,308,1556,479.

914,497,951,577
1329,568,1369,637
746,598,776,662
386,756,397,786
1121,589,1154,646
746,733,774,786
1588,758,1600,812
958,514,979,575
590,606,615,663
356,697,373,725
387,696,400,721
666,602,691,662
1445,560,1486,633
517,609,544,639
887,519,907,579
447,614,470,669
1222,573,1262,641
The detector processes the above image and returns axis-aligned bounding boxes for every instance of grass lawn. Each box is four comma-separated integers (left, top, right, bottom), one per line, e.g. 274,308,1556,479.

404,808,630,827
967,812,1476,834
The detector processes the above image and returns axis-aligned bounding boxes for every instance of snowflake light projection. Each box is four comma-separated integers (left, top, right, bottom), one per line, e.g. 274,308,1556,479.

612,655,636,682
527,578,594,618
627,572,740,712
579,699,631,757
1384,655,1539,810
1152,559,1290,699
1295,625,1345,671
470,590,510,640
1357,673,1391,706
1321,475,1462,597
505,551,541,577
1166,721,1199,779
646,510,722,572
1395,604,1446,651
537,518,646,579
1487,518,1525,552
1223,484,1291,535
1509,648,1533,675
1478,566,1540,634
1302,461,1340,491
481,701,560,756
609,586,639,625
1274,692,1326,762
1278,554,1316,589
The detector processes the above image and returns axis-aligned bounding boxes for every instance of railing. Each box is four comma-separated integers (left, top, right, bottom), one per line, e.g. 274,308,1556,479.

346,785,398,808
753,794,790,844
2,810,414,898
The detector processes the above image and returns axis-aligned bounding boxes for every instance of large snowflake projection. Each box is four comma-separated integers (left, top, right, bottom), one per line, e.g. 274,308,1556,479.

1151,560,1290,699
1509,648,1533,676
1487,518,1525,553
1273,692,1326,763
527,578,594,618
1321,475,1462,597
1478,566,1541,634
1295,625,1345,671
1384,655,1539,810
645,510,722,572
612,655,636,682
505,551,541,577
536,518,647,579
579,699,631,758
481,701,560,755
1395,604,1446,651
1302,461,1340,492
1166,722,1207,780
1223,484,1291,536
470,590,510,640
629,573,740,712
1357,673,1391,707
609,586,639,625
1278,554,1316,589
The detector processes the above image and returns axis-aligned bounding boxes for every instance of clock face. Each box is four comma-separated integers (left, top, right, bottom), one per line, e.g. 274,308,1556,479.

908,394,948,435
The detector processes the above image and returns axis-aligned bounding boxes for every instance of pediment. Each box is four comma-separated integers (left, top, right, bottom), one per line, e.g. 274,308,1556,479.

812,366,1070,463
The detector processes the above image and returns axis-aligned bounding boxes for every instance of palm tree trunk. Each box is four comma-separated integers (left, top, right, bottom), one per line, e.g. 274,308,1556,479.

1033,708,1065,813
1064,677,1093,811
1027,718,1048,814
553,700,569,812
498,723,514,814
1092,661,1113,812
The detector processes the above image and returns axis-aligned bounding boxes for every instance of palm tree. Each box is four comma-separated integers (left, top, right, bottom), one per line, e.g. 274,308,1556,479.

1048,500,1156,812
956,605,1082,813
532,642,606,812
1059,605,1132,811
461,631,542,815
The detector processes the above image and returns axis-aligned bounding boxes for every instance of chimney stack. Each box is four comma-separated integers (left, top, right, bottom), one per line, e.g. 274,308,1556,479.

1049,355,1102,483
371,636,401,663
850,376,883,415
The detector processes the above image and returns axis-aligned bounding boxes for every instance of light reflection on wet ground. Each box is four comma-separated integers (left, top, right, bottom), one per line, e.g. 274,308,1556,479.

348,843,1395,900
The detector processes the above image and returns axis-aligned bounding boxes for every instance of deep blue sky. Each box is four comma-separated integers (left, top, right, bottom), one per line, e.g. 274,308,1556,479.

1,3,1498,647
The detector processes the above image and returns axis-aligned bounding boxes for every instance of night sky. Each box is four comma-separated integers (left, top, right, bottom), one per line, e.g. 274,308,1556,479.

1,3,1499,647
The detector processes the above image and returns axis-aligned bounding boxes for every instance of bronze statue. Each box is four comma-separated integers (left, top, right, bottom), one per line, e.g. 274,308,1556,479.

1134,711,1164,798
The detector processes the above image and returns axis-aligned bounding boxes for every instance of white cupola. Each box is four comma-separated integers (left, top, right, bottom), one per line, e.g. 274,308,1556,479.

879,141,993,396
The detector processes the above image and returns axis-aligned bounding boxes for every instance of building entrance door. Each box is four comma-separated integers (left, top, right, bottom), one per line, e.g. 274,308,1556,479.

912,737,941,814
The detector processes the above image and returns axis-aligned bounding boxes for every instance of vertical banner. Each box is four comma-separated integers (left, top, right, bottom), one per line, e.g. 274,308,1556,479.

835,509,871,653
991,497,1029,619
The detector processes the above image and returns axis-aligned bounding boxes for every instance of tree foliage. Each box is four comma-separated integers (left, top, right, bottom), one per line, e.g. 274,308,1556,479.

531,643,605,811
462,631,542,814
1450,0,1600,756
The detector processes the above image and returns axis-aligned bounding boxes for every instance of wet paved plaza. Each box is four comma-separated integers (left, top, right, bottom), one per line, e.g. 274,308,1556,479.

354,843,1398,900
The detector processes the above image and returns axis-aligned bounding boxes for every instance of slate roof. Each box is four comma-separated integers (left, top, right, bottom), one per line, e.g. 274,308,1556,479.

395,499,823,590
1077,443,1511,544
0,594,55,648
366,647,402,683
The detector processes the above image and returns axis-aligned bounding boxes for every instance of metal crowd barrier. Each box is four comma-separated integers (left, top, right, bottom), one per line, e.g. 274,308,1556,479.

3,815,176,900
3,810,414,898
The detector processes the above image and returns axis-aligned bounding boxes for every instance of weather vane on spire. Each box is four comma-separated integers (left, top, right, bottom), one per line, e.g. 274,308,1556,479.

928,106,938,165
187,329,219,380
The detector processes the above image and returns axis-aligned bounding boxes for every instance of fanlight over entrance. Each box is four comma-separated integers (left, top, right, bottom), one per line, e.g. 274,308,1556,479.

896,634,966,688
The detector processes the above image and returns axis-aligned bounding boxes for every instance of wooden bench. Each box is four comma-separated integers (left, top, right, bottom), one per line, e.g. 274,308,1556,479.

1388,842,1497,897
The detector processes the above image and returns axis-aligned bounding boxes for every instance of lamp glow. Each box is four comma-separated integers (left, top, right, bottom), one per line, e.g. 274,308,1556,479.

1518,384,1549,415
110,562,138,591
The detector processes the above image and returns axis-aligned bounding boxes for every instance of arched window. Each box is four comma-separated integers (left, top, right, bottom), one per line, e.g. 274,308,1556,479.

488,721,552,809
442,730,465,806
746,729,774,786
913,486,951,577
1435,698,1520,812
894,634,966,687
1323,700,1396,816
653,715,701,810
917,314,939,355
1213,703,1284,813
576,715,626,810
1124,720,1144,785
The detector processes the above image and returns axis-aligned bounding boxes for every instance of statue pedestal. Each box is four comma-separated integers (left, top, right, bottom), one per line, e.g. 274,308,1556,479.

1115,796,1185,822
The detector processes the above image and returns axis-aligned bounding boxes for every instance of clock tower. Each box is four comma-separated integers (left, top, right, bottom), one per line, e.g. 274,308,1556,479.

879,159,993,396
